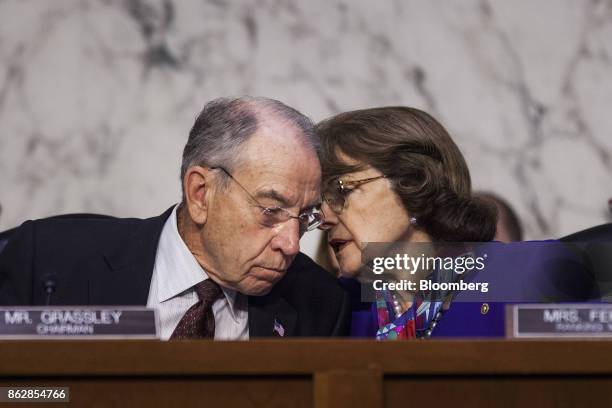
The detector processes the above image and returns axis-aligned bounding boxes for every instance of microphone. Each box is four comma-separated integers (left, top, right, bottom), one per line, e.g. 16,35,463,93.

41,273,57,306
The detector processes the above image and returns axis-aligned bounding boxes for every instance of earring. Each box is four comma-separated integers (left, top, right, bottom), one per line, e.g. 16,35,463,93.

410,217,418,225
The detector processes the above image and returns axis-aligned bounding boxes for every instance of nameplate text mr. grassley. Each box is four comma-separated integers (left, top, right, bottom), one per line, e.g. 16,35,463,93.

4,310,123,325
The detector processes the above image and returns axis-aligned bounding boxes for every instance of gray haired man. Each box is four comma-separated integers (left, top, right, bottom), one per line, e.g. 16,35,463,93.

0,97,351,339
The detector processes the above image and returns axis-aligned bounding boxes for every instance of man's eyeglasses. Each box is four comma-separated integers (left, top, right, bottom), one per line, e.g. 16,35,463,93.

322,175,387,214
211,167,324,232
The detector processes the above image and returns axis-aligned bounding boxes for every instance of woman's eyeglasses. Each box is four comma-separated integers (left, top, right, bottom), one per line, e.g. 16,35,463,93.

322,175,387,214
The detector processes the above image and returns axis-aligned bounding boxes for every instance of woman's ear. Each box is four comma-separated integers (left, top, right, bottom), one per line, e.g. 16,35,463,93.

182,166,214,225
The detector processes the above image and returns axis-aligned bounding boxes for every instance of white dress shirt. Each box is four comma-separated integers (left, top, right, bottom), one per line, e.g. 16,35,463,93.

147,205,249,340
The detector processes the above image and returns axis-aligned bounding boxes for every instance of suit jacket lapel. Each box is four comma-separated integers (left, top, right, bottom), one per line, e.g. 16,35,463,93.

248,292,297,338
90,207,173,305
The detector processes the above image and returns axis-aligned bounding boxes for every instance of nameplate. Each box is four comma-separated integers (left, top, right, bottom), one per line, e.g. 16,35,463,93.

0,307,159,339
507,304,612,338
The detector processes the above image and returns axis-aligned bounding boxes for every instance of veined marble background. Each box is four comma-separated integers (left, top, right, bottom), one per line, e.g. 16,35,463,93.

0,0,611,259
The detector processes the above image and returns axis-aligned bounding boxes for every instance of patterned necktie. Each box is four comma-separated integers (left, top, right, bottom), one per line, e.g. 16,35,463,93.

170,279,222,340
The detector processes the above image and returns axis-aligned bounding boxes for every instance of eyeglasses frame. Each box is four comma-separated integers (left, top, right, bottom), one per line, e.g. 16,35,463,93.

210,166,323,232
323,175,388,214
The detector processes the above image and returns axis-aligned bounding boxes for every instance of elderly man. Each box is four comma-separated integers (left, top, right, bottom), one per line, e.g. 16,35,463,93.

0,97,350,339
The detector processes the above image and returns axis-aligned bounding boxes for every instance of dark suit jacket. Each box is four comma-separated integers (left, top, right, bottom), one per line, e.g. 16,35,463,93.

0,208,351,337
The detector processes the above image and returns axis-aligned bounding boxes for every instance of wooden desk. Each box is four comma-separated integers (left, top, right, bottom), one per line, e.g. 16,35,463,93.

1,340,611,407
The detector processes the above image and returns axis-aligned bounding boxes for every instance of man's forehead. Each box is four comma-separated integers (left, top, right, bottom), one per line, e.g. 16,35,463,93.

237,144,320,177
255,185,322,209
244,162,321,194
234,158,321,209
229,115,321,202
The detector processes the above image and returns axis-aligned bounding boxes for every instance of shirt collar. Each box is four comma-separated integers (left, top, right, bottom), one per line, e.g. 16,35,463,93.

154,204,242,321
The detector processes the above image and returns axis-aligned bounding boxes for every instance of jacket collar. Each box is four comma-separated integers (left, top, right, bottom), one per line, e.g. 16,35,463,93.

91,207,174,305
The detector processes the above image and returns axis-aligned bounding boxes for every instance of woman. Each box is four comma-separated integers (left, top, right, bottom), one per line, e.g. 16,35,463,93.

316,106,498,339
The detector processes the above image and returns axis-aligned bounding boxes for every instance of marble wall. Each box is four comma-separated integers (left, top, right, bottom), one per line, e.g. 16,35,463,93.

1,0,611,258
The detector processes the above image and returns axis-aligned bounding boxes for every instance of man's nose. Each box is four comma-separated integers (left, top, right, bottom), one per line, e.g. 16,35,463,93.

318,200,339,231
271,218,300,256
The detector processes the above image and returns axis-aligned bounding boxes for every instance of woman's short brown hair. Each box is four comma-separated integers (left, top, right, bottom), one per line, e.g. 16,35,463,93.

316,106,496,242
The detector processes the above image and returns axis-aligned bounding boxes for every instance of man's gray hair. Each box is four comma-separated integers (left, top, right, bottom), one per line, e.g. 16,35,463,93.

180,96,319,196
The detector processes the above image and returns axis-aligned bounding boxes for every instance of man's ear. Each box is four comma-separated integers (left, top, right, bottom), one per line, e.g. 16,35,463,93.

183,166,214,225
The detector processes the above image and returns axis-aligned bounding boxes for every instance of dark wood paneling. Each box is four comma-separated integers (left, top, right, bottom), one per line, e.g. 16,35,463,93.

2,340,612,408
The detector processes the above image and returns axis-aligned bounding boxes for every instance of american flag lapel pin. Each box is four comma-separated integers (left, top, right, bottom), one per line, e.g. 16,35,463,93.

273,318,285,337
